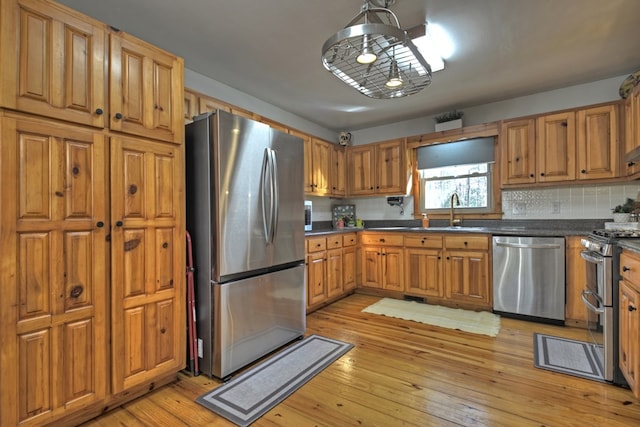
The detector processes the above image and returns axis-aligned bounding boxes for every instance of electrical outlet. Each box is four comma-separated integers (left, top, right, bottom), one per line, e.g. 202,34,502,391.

513,202,526,215
552,201,561,214
197,338,203,358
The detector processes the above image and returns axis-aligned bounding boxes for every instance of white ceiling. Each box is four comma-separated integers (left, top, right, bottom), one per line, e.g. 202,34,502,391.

58,0,640,132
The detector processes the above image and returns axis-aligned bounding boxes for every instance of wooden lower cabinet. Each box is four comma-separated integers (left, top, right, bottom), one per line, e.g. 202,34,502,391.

565,235,588,326
305,233,357,311
619,249,640,398
404,234,444,298
0,114,109,426
443,235,491,308
0,113,185,426
110,136,185,392
360,233,404,291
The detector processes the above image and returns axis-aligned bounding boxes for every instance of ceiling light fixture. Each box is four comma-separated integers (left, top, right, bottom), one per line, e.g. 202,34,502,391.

321,0,432,99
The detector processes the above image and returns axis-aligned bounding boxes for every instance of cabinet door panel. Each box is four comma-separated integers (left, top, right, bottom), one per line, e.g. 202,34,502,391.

343,247,357,291
362,246,381,288
382,248,404,291
377,140,404,194
326,248,344,298
620,280,639,396
0,0,106,127
536,112,575,182
1,115,107,426
445,250,490,306
501,119,536,184
307,253,326,307
348,146,375,195
111,136,184,392
577,104,618,180
110,32,183,144
18,330,51,421
405,248,443,297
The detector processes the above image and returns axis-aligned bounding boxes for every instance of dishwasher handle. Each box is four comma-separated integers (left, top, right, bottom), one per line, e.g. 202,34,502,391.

495,242,562,250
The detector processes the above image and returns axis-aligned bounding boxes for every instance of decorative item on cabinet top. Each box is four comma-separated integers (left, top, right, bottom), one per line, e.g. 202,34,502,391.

332,204,356,229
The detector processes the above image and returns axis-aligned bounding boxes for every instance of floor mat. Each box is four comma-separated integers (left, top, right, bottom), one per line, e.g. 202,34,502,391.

533,333,605,382
196,334,353,426
362,297,501,337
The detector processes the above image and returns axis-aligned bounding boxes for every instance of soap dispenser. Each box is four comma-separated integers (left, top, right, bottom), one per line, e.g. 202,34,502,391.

422,213,430,228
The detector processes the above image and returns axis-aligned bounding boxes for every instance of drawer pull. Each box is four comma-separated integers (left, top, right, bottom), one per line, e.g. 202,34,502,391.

623,266,631,272
629,305,637,312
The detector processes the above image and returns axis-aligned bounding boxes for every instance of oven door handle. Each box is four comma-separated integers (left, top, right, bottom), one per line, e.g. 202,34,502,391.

580,250,605,264
581,289,605,313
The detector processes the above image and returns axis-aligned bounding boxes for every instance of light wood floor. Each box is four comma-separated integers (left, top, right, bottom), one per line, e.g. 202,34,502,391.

82,294,640,426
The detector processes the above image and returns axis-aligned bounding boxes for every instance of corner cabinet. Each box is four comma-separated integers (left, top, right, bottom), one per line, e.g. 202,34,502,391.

347,138,406,196
0,0,186,425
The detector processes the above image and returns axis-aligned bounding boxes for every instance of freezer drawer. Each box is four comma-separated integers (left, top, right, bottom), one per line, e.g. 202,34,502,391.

200,264,306,379
492,236,565,321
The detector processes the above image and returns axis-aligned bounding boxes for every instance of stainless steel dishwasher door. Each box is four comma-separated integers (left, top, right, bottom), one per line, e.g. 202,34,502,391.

492,236,565,321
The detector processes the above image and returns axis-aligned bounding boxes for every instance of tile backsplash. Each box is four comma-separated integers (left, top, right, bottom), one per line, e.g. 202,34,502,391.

502,183,640,220
308,183,640,224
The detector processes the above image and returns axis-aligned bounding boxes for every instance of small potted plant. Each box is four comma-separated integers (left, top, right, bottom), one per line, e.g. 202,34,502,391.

434,110,464,132
613,198,635,222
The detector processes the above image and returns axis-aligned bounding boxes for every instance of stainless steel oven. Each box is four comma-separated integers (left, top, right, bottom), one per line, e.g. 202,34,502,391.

581,231,628,385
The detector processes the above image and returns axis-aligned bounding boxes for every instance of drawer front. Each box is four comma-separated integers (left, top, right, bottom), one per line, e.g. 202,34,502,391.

342,233,357,247
327,235,343,249
444,234,489,250
360,233,404,246
307,237,326,253
404,234,443,249
620,250,640,287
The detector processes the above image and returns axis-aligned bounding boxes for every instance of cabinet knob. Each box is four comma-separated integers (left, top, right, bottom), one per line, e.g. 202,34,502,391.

114,112,123,120
628,162,636,167
115,220,123,227
95,108,104,115
529,174,535,178
623,266,631,272
380,238,385,243
629,305,637,312
96,221,104,228
581,169,587,174
70,285,83,298
540,172,545,176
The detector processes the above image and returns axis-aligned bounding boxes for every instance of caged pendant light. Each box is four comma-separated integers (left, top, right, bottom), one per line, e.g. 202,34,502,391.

321,0,432,99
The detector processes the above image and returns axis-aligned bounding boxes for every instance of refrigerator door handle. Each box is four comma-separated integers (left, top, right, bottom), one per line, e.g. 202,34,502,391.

270,148,279,242
261,148,272,243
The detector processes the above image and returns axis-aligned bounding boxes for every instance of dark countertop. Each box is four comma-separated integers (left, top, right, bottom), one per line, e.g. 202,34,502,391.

305,219,606,238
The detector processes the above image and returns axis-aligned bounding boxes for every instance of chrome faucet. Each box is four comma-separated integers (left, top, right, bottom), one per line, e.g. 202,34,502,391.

450,193,461,226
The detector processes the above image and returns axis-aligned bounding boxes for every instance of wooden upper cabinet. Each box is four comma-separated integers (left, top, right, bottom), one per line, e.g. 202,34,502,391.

501,118,536,185
376,139,405,194
331,144,346,197
577,104,618,180
310,138,332,195
0,0,107,127
109,31,184,144
348,144,375,195
536,111,576,183
184,89,198,124
625,86,640,176
347,139,405,196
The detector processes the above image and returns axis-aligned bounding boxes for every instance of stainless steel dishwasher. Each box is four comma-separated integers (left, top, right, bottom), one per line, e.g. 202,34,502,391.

492,236,565,323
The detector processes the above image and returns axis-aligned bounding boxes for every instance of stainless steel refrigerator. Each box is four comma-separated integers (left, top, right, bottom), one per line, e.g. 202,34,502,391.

185,110,306,379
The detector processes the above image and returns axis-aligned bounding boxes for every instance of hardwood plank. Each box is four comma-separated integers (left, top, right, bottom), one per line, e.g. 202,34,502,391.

80,294,640,426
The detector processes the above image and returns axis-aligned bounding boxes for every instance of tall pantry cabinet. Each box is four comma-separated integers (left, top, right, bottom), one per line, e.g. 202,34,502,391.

0,0,186,425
